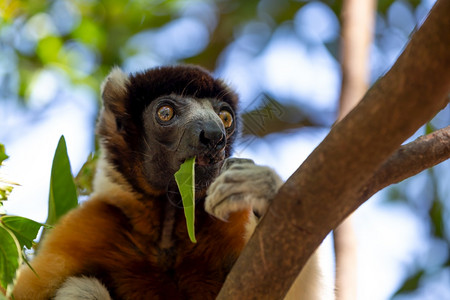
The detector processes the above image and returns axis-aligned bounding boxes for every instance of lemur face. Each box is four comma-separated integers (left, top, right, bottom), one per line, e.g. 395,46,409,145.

142,94,236,191
97,65,239,195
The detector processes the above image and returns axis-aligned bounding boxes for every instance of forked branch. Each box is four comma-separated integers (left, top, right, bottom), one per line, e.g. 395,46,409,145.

217,0,450,298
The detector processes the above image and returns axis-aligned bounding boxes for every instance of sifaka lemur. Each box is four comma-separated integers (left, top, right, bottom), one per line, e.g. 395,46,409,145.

12,65,332,300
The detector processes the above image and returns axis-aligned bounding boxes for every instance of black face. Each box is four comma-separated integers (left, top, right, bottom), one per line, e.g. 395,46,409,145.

141,95,236,193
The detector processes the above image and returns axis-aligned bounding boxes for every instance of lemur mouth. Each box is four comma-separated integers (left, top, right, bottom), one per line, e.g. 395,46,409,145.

194,153,224,192
196,150,225,166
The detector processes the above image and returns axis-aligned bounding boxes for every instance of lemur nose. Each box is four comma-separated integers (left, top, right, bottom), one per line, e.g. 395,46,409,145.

199,126,226,150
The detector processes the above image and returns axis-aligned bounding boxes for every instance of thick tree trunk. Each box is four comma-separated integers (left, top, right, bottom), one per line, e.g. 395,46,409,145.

334,0,376,299
217,0,450,298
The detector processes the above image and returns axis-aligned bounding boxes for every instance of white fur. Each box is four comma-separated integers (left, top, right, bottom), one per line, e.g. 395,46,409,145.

92,151,134,199
285,249,335,300
100,67,129,96
54,277,112,300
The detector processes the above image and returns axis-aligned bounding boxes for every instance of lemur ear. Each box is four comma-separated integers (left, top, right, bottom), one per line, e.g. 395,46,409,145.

101,67,129,115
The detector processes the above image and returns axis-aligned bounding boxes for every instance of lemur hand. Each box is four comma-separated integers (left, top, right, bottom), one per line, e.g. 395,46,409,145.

205,158,283,221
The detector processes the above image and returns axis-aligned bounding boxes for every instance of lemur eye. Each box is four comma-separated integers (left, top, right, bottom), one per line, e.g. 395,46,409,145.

157,105,174,122
219,110,233,129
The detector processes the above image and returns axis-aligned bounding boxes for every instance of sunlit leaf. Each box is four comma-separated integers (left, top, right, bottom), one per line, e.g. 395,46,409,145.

36,36,63,63
0,222,22,296
1,216,46,249
174,157,196,243
72,19,106,50
0,144,13,203
0,186,13,202
47,136,78,226
0,144,8,165
0,0,23,21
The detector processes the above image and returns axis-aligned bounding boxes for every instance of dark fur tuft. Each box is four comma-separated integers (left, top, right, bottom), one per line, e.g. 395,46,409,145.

126,65,238,117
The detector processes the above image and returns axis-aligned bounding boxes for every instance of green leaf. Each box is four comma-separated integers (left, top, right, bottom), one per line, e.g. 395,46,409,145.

0,144,8,165
47,136,78,226
174,157,196,243
0,222,22,296
425,122,436,135
393,269,424,296
75,151,99,196
1,216,46,249
445,258,450,268
377,0,395,14
429,199,444,239
0,186,13,202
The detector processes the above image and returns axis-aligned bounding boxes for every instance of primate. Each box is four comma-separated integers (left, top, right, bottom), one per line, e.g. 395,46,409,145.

12,65,331,299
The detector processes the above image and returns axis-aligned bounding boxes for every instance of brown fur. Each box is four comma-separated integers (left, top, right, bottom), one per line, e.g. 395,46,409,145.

12,66,249,299
13,192,250,299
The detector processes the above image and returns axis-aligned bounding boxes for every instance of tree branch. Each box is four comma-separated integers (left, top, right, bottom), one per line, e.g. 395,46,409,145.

360,125,450,201
217,0,450,298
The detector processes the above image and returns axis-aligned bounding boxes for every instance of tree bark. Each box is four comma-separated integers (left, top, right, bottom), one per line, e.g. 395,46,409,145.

217,0,450,298
334,0,375,299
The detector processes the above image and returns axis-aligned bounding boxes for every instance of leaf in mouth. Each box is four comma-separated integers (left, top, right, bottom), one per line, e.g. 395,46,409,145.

174,157,196,243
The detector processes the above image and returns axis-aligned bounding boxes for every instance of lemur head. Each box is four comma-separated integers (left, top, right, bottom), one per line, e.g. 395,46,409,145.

97,65,239,196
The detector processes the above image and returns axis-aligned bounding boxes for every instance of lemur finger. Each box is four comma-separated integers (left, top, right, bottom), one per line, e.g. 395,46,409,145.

205,193,253,221
221,157,255,172
206,187,271,221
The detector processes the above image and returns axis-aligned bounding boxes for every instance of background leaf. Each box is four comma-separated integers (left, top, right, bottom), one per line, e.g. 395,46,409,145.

75,151,99,196
0,186,13,202
0,144,8,165
46,136,78,226
393,269,424,296
0,222,22,296
1,216,45,249
174,157,196,243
